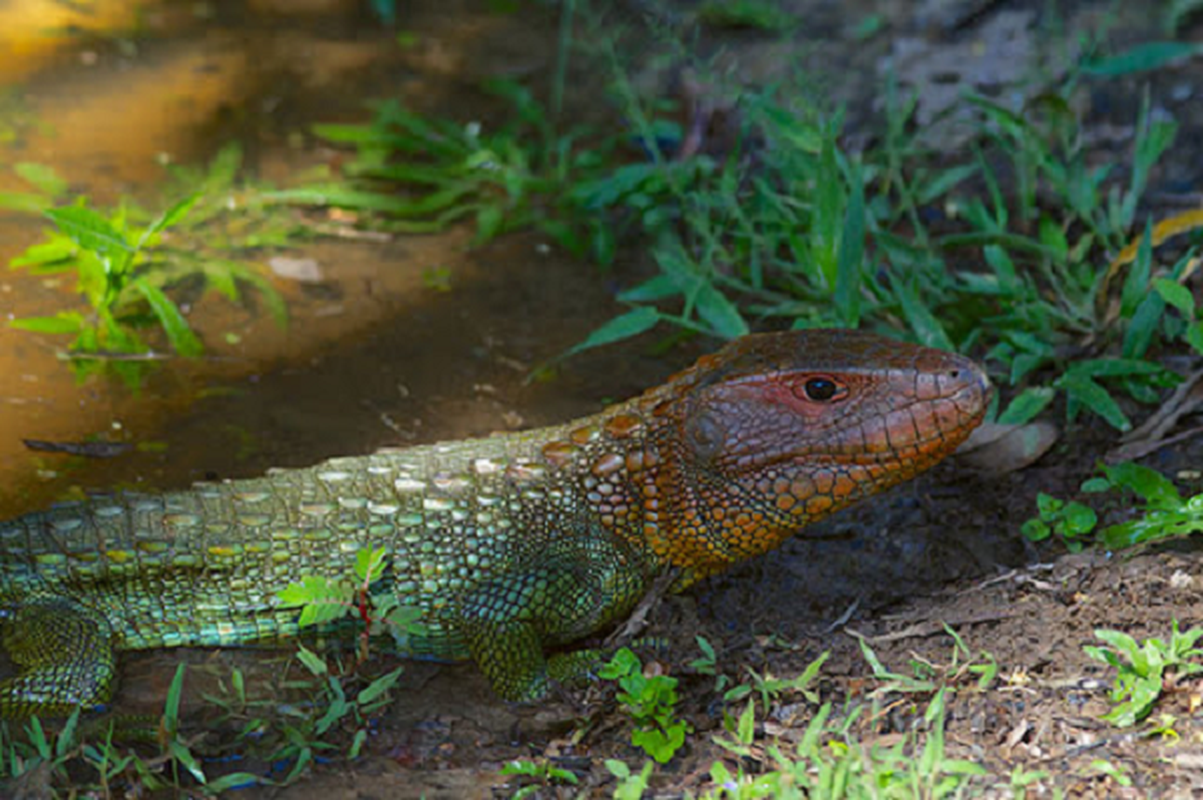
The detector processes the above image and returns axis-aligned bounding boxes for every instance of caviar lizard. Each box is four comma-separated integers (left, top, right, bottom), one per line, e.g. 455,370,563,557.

0,329,989,715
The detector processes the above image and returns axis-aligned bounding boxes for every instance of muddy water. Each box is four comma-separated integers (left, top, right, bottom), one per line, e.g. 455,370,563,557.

0,0,661,522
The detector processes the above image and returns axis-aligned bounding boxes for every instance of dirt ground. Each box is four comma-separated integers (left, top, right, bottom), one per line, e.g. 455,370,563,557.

4,0,1203,797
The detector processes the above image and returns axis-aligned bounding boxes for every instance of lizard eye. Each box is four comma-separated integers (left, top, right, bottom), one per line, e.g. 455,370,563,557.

800,376,846,403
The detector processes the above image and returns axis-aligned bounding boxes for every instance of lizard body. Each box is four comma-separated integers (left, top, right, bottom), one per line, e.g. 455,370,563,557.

0,329,989,714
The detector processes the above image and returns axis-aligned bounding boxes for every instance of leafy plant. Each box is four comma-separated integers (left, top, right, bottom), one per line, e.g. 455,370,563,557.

499,757,580,798
6,147,290,388
277,546,425,659
275,81,622,261
690,635,732,694
599,647,693,764
273,645,405,780
856,627,996,698
707,690,987,799
0,666,261,795
1091,462,1203,549
1025,462,1203,553
724,651,827,710
1084,621,1203,727
1021,492,1098,552
608,759,655,799
564,53,1186,433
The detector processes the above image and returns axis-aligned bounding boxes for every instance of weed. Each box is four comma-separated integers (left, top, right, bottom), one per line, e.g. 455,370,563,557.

1023,461,1203,552
1084,621,1203,727
499,757,580,798
5,146,290,388
277,80,623,262
707,690,987,799
0,666,262,795
723,651,827,710
1086,758,1132,786
599,647,693,764
856,626,997,699
277,545,426,661
272,647,405,780
555,41,1188,433
1021,492,1098,552
607,758,655,799
691,634,732,694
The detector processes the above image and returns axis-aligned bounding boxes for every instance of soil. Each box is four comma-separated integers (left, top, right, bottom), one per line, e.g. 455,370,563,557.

3,1,1203,797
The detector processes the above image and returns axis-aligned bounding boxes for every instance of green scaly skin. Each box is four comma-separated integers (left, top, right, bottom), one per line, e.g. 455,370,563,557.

0,330,990,716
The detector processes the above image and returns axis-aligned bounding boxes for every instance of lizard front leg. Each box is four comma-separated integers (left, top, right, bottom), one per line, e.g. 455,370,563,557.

1,597,118,718
457,559,647,702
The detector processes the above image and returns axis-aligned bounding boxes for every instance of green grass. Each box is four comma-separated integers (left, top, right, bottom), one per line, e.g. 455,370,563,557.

291,16,1198,437
1085,621,1203,727
0,649,409,795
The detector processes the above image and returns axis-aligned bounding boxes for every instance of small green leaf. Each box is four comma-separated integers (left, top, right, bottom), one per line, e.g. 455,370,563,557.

10,238,78,269
134,280,203,357
141,193,200,243
1036,492,1063,517
355,546,388,583
295,644,329,676
619,275,681,303
45,205,131,256
55,707,81,759
1102,462,1183,507
694,283,749,340
1153,277,1196,316
1038,216,1068,260
1122,292,1165,359
1063,502,1098,536
163,663,188,733
982,244,1018,292
201,772,262,792
565,307,660,358
1056,372,1131,431
1093,629,1142,657
1021,518,1051,542
349,728,368,760
1189,323,1203,356
834,159,865,326
384,605,425,635
916,164,978,205
997,386,1055,425
278,575,352,627
356,666,404,706
1082,41,1203,76
9,312,85,334
168,740,206,784
737,698,755,744
890,271,953,350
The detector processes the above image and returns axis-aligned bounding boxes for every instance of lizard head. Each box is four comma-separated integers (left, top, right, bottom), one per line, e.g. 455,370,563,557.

642,329,991,577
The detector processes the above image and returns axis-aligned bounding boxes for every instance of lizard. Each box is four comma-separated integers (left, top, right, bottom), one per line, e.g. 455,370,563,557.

0,328,990,717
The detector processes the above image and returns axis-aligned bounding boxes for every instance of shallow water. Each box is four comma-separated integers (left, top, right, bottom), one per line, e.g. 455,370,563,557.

0,0,657,522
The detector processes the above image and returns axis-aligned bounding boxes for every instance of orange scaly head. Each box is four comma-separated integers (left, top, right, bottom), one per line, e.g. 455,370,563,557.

637,329,991,583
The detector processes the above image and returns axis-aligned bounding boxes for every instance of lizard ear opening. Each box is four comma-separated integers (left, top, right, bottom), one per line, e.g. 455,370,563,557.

683,409,727,465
